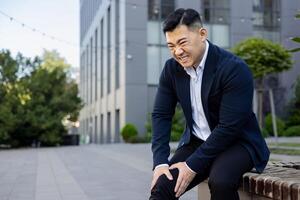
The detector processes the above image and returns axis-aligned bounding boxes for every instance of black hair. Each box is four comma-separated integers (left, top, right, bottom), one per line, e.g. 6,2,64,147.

162,8,203,34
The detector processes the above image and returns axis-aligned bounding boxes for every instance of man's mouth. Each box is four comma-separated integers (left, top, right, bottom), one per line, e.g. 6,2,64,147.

179,55,189,63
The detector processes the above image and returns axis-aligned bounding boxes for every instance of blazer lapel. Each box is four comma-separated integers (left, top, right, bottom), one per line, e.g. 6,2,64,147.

201,42,219,128
176,67,194,130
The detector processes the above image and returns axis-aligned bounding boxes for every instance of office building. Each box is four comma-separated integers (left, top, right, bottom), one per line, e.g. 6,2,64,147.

79,0,300,143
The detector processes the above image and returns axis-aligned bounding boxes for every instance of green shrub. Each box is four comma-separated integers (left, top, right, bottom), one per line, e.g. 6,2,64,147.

171,131,182,141
145,105,185,142
127,135,150,143
0,131,10,145
121,123,138,142
264,113,285,136
39,131,62,146
261,128,270,138
287,76,300,126
282,125,300,137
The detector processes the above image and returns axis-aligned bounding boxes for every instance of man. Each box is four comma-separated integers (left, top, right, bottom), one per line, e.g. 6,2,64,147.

149,8,270,200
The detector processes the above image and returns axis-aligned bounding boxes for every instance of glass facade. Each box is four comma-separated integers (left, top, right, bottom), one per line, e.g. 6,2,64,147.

107,7,111,94
202,0,230,48
95,29,98,101
252,0,280,42
202,0,230,24
147,0,174,85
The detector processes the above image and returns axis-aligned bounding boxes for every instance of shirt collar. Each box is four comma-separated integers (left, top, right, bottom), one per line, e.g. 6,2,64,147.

198,40,209,70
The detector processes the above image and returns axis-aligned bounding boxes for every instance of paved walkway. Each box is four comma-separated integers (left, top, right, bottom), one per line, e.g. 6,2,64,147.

0,144,197,200
1,139,300,200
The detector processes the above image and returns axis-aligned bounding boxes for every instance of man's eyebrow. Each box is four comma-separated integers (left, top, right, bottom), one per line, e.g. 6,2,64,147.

177,37,187,43
167,37,187,46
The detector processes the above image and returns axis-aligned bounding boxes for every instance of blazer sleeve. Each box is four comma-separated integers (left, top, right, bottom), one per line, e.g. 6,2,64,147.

186,59,254,174
151,61,178,169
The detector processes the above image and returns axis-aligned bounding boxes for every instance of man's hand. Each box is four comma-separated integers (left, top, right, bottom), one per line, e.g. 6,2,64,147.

169,162,196,198
150,165,173,190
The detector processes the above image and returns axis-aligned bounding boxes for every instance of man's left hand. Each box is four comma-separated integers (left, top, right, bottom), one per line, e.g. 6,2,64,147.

169,162,196,198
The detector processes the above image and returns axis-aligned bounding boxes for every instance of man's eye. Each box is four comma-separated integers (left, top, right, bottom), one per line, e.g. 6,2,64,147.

180,41,187,45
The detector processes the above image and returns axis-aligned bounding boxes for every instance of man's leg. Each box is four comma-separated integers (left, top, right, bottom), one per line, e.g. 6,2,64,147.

208,143,254,200
150,135,208,200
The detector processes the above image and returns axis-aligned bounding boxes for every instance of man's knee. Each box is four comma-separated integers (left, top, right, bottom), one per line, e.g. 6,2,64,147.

154,168,178,191
150,169,179,200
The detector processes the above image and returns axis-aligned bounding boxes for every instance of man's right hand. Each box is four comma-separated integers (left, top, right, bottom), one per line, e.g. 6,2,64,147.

150,165,173,190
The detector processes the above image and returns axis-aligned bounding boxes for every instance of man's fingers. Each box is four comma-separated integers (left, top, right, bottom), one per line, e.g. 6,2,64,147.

176,180,188,197
169,163,177,170
165,170,173,180
151,168,173,190
174,174,182,193
150,176,158,190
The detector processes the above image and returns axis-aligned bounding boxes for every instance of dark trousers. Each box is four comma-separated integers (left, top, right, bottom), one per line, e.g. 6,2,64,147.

150,135,254,200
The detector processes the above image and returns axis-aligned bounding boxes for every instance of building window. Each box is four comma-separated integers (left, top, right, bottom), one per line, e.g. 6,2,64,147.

252,0,280,42
201,0,230,48
100,114,104,143
148,0,174,20
95,29,98,101
89,117,93,143
94,115,98,143
100,19,104,98
86,45,89,104
107,7,111,94
147,0,174,85
115,109,120,142
252,0,280,29
107,112,111,143
90,38,93,104
80,52,85,101
147,45,170,84
115,0,120,89
85,118,88,141
202,0,230,24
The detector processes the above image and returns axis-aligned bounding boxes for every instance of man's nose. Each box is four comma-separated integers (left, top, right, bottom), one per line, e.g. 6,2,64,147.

174,47,184,56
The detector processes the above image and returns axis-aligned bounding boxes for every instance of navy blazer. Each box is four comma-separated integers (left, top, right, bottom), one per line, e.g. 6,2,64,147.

151,41,270,174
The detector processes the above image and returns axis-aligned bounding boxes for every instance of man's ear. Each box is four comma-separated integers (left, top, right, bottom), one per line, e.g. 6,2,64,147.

199,28,207,42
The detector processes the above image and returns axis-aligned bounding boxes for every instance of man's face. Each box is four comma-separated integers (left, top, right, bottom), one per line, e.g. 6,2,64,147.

165,25,207,68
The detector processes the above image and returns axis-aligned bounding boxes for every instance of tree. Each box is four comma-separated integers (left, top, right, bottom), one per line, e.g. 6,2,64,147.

0,49,82,147
0,50,40,146
290,11,300,53
232,38,292,128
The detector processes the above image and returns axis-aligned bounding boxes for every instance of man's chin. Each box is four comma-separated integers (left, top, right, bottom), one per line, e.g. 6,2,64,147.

176,59,192,68
180,64,192,68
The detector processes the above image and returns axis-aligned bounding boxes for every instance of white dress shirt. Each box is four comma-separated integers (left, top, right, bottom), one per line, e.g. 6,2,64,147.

184,40,211,141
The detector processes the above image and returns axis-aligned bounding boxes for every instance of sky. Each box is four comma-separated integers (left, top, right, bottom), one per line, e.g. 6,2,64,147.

0,0,79,68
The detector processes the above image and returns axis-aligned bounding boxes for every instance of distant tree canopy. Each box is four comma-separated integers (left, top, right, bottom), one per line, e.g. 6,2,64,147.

0,49,82,147
232,37,292,79
290,11,300,53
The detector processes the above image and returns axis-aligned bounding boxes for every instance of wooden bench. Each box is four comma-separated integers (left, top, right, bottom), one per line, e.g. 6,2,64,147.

197,161,300,200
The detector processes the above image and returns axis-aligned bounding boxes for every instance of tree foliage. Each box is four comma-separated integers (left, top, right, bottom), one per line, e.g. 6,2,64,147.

146,105,185,142
287,75,300,127
290,11,300,53
232,37,292,78
0,49,82,147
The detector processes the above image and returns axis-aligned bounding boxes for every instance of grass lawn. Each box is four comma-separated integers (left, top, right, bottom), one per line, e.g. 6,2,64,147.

268,142,300,148
269,147,300,155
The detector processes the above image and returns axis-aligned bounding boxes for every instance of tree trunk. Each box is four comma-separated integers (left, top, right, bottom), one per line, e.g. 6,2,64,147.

256,77,264,130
